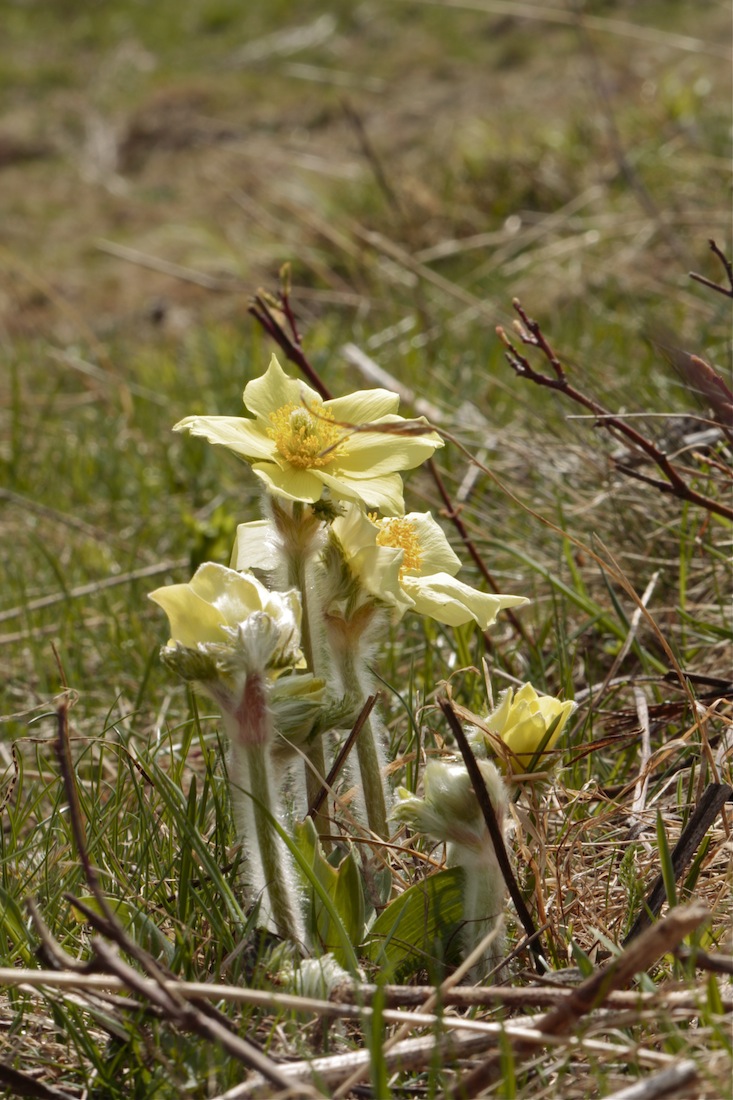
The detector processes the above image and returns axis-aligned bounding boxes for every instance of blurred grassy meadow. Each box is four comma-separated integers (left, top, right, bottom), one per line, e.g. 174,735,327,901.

0,1,731,1097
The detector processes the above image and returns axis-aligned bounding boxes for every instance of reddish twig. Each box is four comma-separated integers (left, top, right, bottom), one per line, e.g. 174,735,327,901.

497,299,733,522
248,266,331,401
428,458,531,648
689,238,733,299
307,693,378,820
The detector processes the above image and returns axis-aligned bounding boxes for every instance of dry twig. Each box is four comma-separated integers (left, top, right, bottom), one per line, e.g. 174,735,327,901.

497,299,733,521
689,238,733,299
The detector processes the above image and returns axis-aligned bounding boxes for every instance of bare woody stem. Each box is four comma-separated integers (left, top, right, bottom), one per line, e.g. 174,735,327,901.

497,299,733,522
249,291,331,401
689,238,733,299
427,457,531,649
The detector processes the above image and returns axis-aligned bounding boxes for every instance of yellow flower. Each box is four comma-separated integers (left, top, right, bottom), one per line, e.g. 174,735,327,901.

339,509,528,628
329,505,412,617
485,683,576,774
174,355,443,516
149,562,303,681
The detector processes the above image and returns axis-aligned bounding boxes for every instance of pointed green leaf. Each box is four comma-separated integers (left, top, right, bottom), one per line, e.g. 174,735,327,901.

294,817,365,963
364,867,464,980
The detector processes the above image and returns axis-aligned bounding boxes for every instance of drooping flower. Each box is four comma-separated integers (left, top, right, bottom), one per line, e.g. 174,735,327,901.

394,758,507,854
149,561,303,690
393,758,508,979
331,507,528,629
482,683,576,774
150,562,313,941
174,355,443,515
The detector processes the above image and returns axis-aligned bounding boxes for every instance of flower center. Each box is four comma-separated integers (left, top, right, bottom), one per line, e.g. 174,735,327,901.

267,402,348,469
375,517,423,576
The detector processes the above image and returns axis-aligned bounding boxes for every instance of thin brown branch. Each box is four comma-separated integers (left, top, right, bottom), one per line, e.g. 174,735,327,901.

675,946,733,976
248,273,331,400
341,99,407,221
689,238,733,299
452,901,710,1098
497,300,733,522
428,458,531,648
307,693,378,819
540,902,710,1034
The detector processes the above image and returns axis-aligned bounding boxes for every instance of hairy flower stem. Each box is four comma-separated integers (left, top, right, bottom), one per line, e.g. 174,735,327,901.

334,635,389,840
285,503,331,847
450,844,506,980
246,741,303,941
226,689,304,943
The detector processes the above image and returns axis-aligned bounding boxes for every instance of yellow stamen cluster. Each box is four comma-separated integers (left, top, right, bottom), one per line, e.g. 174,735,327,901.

375,517,423,577
267,403,348,469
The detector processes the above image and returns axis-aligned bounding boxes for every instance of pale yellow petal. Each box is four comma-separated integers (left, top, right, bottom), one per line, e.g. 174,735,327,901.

149,583,227,648
173,415,275,462
243,354,321,419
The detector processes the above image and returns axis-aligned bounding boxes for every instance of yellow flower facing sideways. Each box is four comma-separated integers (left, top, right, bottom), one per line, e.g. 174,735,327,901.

333,505,528,629
149,562,304,683
174,355,444,516
485,683,577,774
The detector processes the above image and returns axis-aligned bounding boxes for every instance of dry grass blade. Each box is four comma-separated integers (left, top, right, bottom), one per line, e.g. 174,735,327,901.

400,0,732,57
0,559,189,625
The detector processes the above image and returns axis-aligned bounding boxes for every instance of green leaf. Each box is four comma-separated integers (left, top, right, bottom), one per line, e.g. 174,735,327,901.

570,939,595,978
71,896,175,965
0,886,34,965
364,867,464,980
656,810,678,909
294,817,365,963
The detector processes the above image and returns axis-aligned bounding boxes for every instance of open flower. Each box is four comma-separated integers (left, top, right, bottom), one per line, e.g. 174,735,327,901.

174,355,443,515
483,683,576,774
328,504,412,618
332,507,528,628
